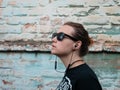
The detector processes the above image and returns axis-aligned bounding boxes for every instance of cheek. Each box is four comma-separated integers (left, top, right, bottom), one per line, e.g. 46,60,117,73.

57,42,73,54
51,40,74,55
63,43,73,51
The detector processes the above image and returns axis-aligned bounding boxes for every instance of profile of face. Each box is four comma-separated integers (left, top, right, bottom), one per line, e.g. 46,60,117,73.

51,25,79,57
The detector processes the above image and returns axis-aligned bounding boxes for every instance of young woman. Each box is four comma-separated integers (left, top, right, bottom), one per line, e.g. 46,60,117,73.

51,22,102,90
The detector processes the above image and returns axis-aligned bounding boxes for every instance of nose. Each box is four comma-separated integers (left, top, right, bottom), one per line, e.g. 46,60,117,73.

52,36,57,43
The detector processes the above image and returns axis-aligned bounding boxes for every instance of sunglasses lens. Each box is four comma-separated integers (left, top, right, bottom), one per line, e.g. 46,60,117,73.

57,33,64,41
52,32,78,41
52,33,65,41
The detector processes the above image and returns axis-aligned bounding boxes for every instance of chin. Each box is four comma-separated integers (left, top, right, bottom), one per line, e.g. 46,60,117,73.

51,51,59,56
51,50,56,54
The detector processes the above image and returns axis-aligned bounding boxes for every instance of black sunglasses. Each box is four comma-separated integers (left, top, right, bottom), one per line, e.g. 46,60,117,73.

52,32,78,41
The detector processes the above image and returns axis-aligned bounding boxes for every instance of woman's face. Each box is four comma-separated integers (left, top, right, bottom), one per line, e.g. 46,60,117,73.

51,25,75,57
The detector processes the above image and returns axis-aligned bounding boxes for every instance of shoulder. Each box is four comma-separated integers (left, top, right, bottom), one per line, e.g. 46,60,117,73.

73,63,97,77
77,64,99,82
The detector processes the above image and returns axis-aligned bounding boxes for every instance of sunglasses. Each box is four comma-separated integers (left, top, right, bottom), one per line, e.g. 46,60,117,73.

52,32,78,41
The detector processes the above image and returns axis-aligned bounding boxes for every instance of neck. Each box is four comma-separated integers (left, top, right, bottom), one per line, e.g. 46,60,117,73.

59,54,72,68
58,52,84,68
69,59,84,68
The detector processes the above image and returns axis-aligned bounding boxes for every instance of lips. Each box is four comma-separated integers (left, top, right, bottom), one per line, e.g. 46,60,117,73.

52,44,56,48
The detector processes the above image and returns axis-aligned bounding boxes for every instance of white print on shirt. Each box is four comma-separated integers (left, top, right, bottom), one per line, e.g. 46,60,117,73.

56,76,72,90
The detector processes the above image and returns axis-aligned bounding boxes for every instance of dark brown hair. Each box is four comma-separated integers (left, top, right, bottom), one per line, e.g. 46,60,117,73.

64,22,93,57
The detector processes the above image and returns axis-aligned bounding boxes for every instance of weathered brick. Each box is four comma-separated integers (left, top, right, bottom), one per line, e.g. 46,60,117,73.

114,88,120,90
0,69,14,78
20,0,39,7
68,0,86,6
57,7,91,16
1,33,35,41
0,34,7,41
96,34,111,41
2,6,13,16
0,17,5,25
28,7,45,16
44,0,68,7
104,41,120,52
56,8,73,16
39,15,50,25
0,25,21,34
0,52,8,59
81,15,110,25
34,33,51,41
110,35,120,42
0,40,51,51
38,25,52,33
19,17,39,25
0,0,8,7
91,34,120,42
107,25,120,34
50,17,63,26
7,0,19,7
39,0,54,7
64,16,79,23
92,7,106,16
6,17,20,25
69,0,115,7
22,23,38,33
89,41,103,51
17,33,36,40
89,34,104,51
0,8,2,16
73,7,93,16
29,6,56,16
101,6,120,16
85,0,115,6
85,25,113,34
0,60,13,67
0,0,2,6
21,53,37,60
89,34,120,52
85,25,112,31
13,8,29,16
1,34,21,41
110,16,120,24
114,0,120,5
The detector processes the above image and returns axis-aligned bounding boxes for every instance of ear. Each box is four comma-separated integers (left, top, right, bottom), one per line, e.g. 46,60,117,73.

73,41,82,50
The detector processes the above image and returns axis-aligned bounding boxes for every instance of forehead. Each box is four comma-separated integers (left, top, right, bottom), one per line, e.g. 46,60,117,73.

57,25,74,35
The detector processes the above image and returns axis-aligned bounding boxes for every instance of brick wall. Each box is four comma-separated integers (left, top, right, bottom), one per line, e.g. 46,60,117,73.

0,52,120,90
0,0,120,52
0,0,120,90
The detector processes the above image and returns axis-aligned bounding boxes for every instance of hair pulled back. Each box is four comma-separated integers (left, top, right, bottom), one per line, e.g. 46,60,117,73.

64,22,93,57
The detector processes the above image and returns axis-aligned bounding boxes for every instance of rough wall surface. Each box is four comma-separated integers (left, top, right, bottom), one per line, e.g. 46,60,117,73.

0,0,120,52
0,0,120,90
0,52,120,90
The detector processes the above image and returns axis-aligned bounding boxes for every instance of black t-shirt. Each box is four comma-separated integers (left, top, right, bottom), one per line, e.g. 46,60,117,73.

56,63,102,90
